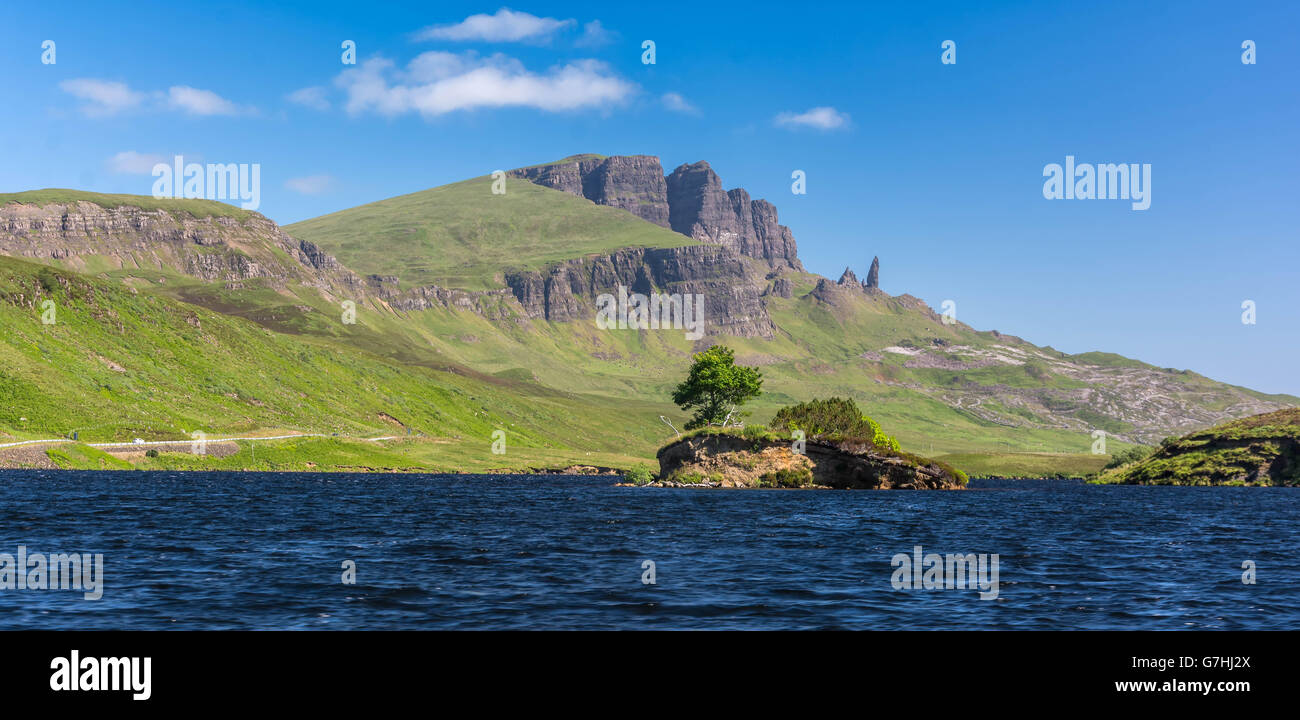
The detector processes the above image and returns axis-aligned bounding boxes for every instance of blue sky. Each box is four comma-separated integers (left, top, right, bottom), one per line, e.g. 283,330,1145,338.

2,1,1297,394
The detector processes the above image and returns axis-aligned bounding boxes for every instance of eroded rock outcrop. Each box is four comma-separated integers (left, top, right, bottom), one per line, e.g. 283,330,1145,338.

364,275,520,320
666,161,801,269
504,245,776,338
654,432,965,489
511,155,802,270
865,256,880,290
509,154,670,227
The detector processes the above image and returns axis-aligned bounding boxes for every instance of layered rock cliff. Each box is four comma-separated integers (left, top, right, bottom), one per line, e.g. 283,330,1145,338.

504,244,776,338
0,200,358,295
509,155,670,227
666,161,802,270
511,155,803,271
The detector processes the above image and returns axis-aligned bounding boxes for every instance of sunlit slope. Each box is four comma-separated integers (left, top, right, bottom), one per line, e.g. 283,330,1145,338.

0,256,663,463
0,189,251,218
3,174,1293,476
286,176,698,291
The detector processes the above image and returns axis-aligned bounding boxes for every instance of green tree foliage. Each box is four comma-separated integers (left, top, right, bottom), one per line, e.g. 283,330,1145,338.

769,397,901,451
671,345,763,430
624,464,655,485
1103,445,1152,469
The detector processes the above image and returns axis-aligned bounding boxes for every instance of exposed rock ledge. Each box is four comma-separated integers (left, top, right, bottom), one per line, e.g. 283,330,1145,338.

653,432,965,489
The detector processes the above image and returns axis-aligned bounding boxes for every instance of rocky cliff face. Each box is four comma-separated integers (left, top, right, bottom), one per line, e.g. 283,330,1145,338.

362,274,519,319
504,244,776,338
512,155,803,270
0,194,788,338
666,162,802,270
509,154,670,227
0,200,358,294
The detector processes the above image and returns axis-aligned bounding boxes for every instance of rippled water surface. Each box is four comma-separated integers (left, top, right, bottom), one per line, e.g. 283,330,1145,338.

1,471,1296,629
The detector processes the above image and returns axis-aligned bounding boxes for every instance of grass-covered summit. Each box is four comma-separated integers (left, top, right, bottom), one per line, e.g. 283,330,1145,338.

285,174,697,291
1099,409,1300,486
0,189,252,219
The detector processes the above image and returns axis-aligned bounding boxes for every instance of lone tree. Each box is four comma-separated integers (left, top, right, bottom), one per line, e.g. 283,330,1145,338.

671,345,763,430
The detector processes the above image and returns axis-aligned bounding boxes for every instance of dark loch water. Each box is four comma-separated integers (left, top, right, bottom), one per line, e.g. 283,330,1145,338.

1,471,1296,630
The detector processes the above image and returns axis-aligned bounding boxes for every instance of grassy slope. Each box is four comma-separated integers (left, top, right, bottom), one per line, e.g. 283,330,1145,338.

38,437,635,474
275,172,1289,476
0,189,251,219
282,170,1115,461
3,174,1291,478
0,256,645,470
1098,408,1300,485
286,175,698,291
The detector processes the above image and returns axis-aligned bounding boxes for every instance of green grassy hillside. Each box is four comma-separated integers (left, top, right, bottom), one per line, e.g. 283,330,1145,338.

0,255,645,470
1098,408,1300,485
286,175,698,291
2,162,1294,477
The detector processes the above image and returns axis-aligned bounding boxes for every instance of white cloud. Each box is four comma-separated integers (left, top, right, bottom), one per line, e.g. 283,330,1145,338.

107,151,167,174
662,92,699,115
774,106,850,131
285,175,335,195
287,86,331,111
167,86,243,116
60,79,251,117
416,8,574,42
575,20,616,47
59,79,145,116
335,52,635,117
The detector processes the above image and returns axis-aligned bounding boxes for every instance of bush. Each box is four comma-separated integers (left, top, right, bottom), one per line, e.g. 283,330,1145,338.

145,448,160,458
624,464,655,485
759,467,814,488
1104,445,1151,469
770,397,900,451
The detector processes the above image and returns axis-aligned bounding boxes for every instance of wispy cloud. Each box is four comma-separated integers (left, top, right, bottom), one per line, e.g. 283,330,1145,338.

167,86,245,116
61,78,252,117
287,86,331,111
285,175,335,195
335,52,635,118
59,79,145,116
774,106,850,131
415,8,574,43
575,20,616,47
107,151,167,174
662,92,699,115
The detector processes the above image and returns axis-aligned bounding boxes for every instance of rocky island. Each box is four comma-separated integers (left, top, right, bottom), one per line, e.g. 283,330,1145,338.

644,398,968,489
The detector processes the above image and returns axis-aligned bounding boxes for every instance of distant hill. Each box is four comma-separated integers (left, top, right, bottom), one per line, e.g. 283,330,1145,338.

0,157,1295,475
1100,409,1300,485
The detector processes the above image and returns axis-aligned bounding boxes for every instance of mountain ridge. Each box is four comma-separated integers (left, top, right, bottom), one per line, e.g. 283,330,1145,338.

0,156,1294,474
